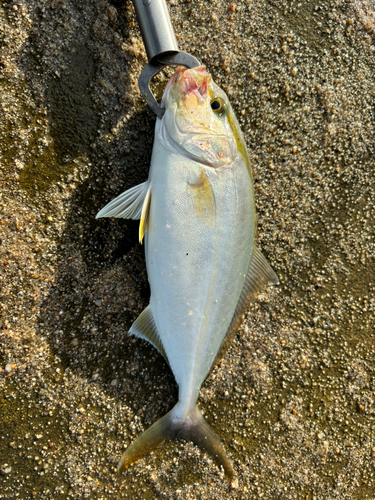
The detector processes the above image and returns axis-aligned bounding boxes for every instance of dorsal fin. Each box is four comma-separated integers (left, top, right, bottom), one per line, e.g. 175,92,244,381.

208,248,278,374
96,181,149,220
129,305,169,366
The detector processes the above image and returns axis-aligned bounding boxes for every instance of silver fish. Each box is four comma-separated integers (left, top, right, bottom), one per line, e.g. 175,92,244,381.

96,66,278,479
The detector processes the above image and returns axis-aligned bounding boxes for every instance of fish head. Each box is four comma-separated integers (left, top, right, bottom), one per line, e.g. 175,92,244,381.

160,66,245,168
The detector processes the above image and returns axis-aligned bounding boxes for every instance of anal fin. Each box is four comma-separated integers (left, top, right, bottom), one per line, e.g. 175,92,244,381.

129,305,168,365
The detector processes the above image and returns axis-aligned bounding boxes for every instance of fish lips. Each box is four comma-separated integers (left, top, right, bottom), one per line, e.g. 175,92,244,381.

161,66,211,109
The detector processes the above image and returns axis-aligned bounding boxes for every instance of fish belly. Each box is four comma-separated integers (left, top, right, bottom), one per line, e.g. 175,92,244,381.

145,136,255,407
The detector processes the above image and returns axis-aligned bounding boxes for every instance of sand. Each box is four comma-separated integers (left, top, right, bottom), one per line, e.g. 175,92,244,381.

1,0,375,498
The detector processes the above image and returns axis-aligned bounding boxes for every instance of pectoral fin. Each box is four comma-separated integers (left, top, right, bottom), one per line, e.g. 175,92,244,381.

129,305,168,365
96,180,149,220
187,169,216,229
209,248,278,373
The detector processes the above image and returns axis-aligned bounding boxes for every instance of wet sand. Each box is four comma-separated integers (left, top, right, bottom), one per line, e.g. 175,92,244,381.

1,0,375,498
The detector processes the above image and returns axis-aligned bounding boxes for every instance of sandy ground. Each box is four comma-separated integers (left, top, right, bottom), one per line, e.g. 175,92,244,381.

1,0,375,498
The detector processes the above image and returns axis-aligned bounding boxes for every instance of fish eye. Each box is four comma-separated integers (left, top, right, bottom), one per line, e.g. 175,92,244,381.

210,97,228,117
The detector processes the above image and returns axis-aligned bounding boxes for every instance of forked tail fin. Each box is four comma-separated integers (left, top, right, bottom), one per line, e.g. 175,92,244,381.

117,405,234,480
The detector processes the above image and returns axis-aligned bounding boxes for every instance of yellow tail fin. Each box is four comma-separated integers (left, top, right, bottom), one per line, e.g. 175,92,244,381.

118,404,233,480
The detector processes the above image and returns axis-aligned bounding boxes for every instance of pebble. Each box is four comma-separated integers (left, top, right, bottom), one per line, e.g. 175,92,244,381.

1,465,12,475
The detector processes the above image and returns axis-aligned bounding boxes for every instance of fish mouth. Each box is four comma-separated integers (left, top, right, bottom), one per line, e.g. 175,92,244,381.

162,66,211,107
180,66,211,101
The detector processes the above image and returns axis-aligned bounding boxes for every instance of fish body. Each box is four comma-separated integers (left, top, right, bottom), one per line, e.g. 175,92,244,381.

96,66,278,478
146,122,254,414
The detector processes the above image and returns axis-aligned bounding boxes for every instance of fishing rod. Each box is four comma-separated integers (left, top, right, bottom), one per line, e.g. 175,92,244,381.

132,0,201,118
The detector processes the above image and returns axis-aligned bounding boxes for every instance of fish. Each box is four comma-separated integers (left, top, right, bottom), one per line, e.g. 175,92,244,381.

96,65,278,479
